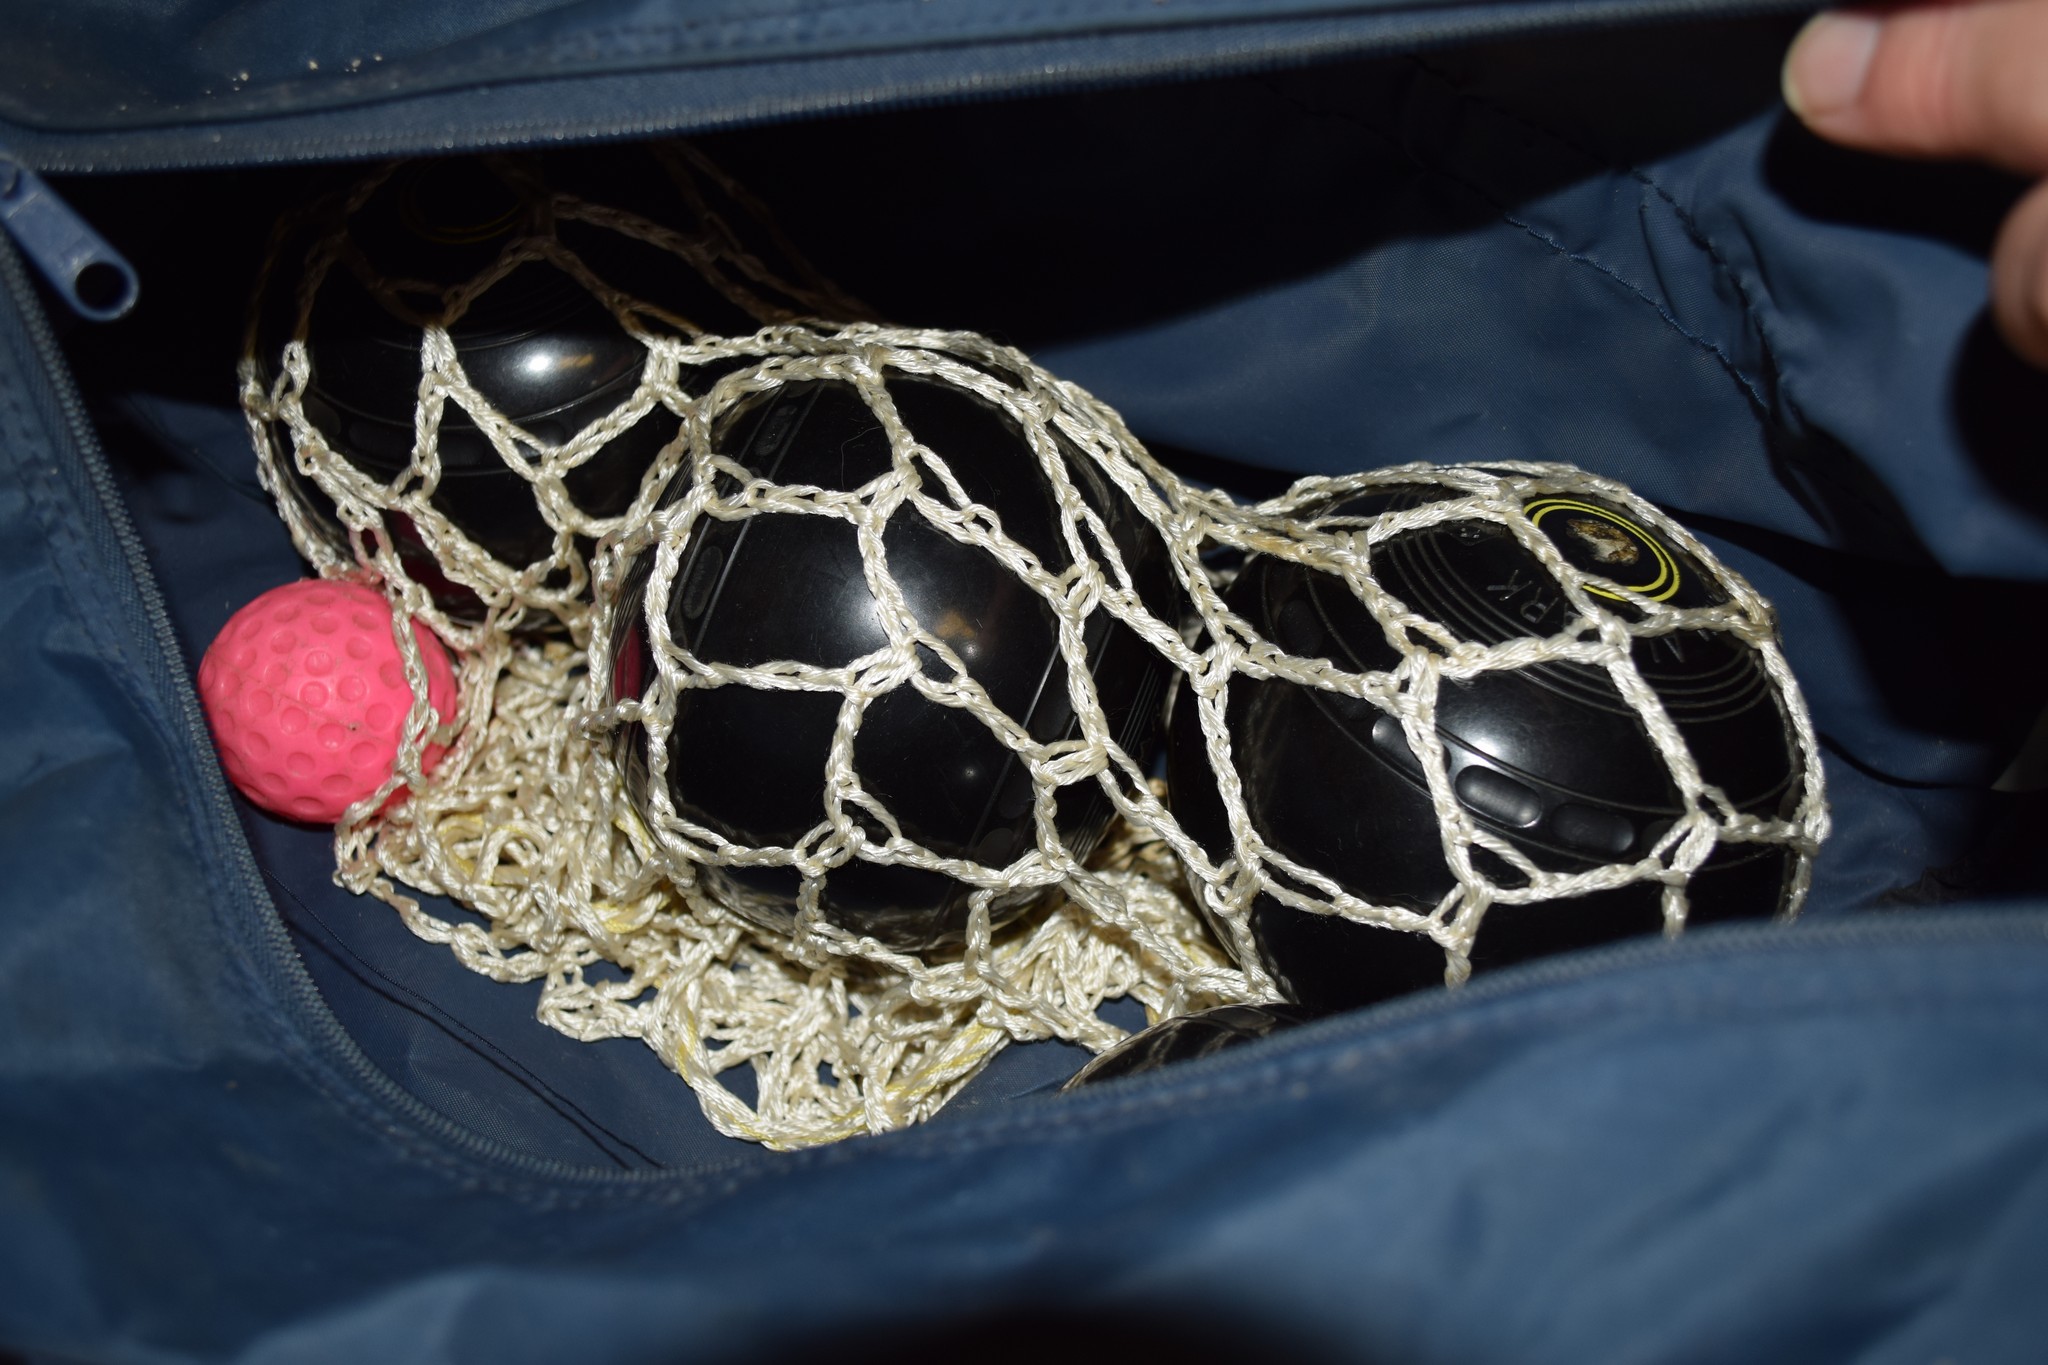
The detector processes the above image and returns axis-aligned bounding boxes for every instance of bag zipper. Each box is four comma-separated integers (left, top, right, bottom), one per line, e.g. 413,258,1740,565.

0,147,136,319
0,0,1811,318
6,0,1952,1179
10,214,2043,1173
1,0,1813,177
0,214,767,1186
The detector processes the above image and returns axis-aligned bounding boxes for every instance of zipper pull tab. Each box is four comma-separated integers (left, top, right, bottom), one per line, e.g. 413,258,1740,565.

0,152,138,322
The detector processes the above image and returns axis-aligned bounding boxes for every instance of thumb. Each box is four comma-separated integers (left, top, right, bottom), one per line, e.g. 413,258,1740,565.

1784,0,2048,177
1786,0,2048,367
1991,177,2048,368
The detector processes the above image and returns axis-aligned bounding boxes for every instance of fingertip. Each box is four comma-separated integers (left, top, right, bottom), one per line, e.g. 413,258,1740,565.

1786,0,2048,173
1784,10,1883,125
1991,178,2048,371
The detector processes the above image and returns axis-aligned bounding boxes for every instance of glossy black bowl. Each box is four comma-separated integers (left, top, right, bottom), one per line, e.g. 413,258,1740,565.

609,372,1179,951
1061,1004,1310,1089
1168,487,1802,1014
259,160,687,620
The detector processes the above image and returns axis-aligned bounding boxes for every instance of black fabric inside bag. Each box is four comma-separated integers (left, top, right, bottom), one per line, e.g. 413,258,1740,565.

51,11,2048,1168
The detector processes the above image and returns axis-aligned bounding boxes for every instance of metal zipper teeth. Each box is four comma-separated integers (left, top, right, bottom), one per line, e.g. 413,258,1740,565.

0,236,768,1189
11,0,1814,174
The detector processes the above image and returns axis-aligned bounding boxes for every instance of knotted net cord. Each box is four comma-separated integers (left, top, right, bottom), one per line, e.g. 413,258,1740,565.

1173,468,1830,978
239,151,1829,1149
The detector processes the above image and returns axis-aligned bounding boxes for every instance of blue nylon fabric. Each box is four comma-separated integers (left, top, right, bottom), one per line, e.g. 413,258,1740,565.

1019,54,2047,796
97,393,1105,1169
0,0,1813,152
3,3,2048,1361
227,917,2048,1365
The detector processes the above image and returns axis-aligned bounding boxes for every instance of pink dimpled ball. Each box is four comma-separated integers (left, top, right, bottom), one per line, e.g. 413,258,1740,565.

198,580,458,824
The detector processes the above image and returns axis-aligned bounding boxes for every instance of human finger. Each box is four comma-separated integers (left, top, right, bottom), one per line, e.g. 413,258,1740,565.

1783,0,2048,177
1991,176,2048,366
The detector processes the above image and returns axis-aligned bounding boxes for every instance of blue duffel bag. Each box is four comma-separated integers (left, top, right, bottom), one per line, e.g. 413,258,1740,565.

3,2,2046,1360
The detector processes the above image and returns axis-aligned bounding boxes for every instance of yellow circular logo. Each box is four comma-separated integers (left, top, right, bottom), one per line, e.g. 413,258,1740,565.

1525,498,1680,602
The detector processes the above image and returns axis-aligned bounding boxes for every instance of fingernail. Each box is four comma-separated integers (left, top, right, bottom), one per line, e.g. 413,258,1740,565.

1783,11,1883,120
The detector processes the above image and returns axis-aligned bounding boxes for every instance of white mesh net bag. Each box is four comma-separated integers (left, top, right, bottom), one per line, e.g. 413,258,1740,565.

1160,465,1831,1010
238,148,1828,1149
